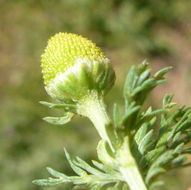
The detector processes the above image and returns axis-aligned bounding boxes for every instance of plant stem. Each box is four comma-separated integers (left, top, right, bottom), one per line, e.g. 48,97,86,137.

78,91,147,190
118,137,148,190
78,90,115,149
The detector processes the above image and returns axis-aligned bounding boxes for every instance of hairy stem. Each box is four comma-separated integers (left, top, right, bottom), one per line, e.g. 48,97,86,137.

78,90,115,149
78,91,147,190
118,137,148,190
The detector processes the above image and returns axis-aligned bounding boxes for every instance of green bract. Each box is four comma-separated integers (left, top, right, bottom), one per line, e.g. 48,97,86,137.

41,33,115,102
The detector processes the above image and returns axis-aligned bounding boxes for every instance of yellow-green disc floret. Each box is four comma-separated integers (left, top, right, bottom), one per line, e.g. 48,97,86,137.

41,32,107,86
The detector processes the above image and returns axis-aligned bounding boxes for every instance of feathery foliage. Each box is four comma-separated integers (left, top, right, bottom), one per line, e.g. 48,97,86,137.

34,61,191,190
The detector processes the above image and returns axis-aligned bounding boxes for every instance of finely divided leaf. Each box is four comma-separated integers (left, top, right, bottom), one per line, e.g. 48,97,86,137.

43,112,75,125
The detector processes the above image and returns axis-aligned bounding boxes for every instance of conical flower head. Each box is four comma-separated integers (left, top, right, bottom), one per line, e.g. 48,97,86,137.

42,33,107,86
41,33,115,102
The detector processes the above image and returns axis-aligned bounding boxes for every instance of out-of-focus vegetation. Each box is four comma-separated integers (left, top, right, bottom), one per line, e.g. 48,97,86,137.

0,0,191,190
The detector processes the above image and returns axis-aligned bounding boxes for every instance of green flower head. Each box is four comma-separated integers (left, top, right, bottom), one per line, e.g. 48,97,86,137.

41,33,115,102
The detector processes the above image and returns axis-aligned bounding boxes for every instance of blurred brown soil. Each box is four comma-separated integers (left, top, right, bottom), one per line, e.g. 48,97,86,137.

152,27,191,163
152,27,191,106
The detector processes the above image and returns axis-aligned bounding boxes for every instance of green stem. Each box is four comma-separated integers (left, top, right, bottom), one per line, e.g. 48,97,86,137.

78,91,147,190
78,90,115,150
118,137,148,190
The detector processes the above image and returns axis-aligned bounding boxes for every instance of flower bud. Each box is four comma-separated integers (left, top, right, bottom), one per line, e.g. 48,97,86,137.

41,33,115,102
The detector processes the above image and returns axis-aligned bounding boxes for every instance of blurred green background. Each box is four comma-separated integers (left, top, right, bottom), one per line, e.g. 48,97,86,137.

0,0,191,190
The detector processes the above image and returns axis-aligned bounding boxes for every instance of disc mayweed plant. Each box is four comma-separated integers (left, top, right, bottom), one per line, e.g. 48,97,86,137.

33,33,191,190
